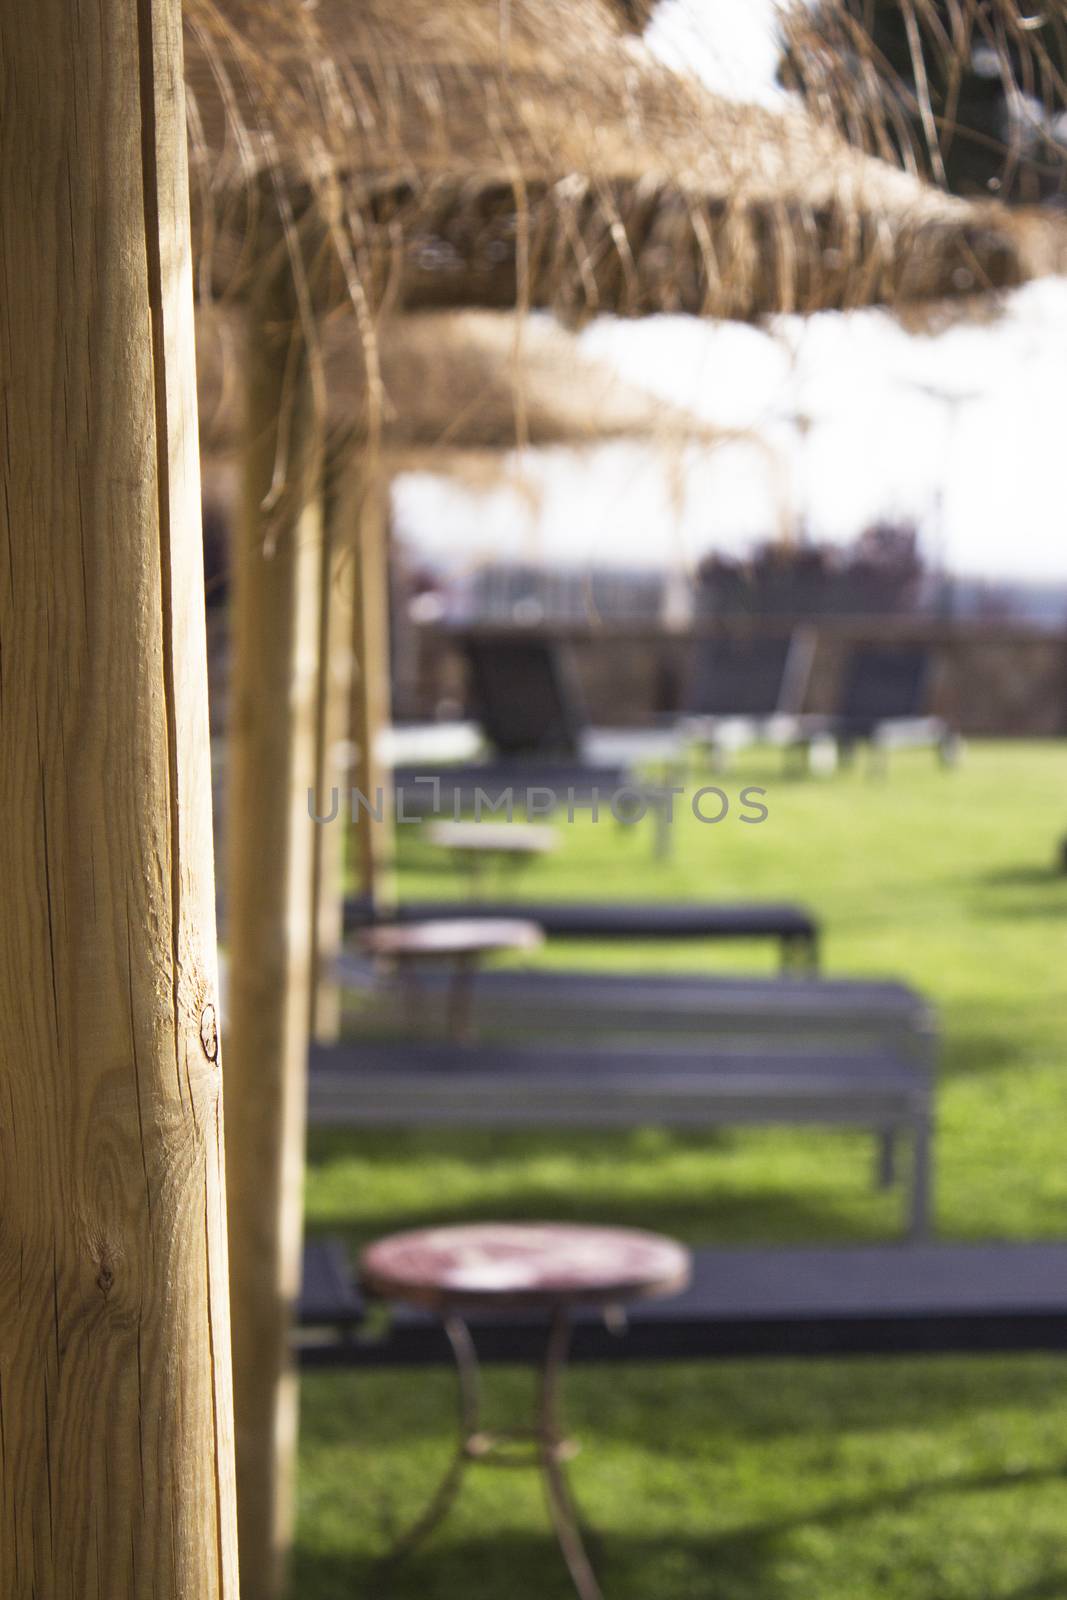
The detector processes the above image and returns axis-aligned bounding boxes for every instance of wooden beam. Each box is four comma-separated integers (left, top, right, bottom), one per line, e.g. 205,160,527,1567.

309,457,357,1042
225,279,324,1597
0,2,239,1594
350,477,397,909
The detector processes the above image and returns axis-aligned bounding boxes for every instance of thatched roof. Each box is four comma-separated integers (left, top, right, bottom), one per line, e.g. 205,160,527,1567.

781,1,1067,207
196,306,711,458
183,0,1065,326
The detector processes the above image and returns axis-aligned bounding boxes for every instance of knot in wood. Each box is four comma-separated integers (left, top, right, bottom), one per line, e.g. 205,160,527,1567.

199,1002,219,1064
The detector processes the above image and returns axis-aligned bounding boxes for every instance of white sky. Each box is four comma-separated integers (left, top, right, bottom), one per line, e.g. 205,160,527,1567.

392,0,1067,585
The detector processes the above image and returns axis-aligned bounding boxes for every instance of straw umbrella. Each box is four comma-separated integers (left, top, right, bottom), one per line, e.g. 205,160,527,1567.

184,0,1061,324
183,5,1067,1595
1,3,240,1596
196,305,711,459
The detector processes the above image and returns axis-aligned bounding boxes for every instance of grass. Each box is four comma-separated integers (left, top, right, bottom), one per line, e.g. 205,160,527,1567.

294,740,1067,1600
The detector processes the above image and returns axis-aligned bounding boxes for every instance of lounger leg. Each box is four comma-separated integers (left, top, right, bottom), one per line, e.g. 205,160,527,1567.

876,1129,897,1190
938,732,962,769
783,739,806,778
909,1112,933,1242
781,932,819,976
869,740,890,781
807,735,839,778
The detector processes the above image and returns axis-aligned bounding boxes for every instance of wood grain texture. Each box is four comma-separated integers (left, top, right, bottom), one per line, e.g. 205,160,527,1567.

309,464,357,1044
0,1,239,1595
225,278,323,1600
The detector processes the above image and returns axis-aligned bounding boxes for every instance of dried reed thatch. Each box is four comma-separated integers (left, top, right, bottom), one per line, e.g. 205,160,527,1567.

781,1,1067,207
182,0,1065,332
196,306,712,460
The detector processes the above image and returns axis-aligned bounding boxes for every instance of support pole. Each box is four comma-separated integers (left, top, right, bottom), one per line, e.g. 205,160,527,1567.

351,477,397,909
309,456,358,1041
0,2,239,1594
226,272,324,1598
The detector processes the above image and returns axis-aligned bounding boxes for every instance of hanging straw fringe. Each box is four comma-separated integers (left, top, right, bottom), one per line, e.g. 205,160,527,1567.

781,1,1067,206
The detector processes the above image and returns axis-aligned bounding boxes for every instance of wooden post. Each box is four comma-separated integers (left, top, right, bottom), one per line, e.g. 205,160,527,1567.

351,477,397,909
225,268,324,1599
309,456,358,1042
0,3,239,1596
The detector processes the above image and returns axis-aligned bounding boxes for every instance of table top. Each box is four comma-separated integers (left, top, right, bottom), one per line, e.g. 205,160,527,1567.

360,1222,691,1312
358,917,545,960
427,821,558,857
377,721,483,767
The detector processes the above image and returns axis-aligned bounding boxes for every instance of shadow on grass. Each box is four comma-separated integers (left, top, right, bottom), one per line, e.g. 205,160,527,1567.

389,856,466,880
968,864,1067,920
306,1128,912,1251
969,899,1067,925
977,864,1065,889
940,1029,1022,1079
300,1351,1067,1451
291,1451,1067,1600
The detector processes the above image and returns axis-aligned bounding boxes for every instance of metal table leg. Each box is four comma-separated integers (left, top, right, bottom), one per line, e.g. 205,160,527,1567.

446,953,478,1042
380,1316,482,1565
538,1308,605,1600
392,959,433,1039
380,1307,605,1600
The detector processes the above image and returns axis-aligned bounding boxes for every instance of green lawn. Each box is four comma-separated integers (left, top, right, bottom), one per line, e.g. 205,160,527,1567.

295,741,1067,1600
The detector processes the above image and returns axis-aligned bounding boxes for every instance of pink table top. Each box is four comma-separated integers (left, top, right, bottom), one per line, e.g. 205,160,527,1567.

360,1222,691,1312
358,918,544,960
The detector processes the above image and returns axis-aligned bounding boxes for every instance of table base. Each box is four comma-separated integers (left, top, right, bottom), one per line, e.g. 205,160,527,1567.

379,1308,604,1600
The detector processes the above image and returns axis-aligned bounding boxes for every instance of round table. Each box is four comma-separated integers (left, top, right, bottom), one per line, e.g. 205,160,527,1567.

360,1221,691,1599
427,819,558,890
357,917,544,1040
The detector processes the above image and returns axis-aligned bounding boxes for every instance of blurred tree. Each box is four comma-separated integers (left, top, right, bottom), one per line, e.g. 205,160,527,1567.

780,1,1067,206
697,522,926,615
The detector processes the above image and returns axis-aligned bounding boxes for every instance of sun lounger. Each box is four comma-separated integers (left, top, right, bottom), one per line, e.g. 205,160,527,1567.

307,1036,933,1236
683,628,818,767
343,895,821,971
813,644,959,773
462,631,686,773
298,1240,1067,1367
333,958,929,1050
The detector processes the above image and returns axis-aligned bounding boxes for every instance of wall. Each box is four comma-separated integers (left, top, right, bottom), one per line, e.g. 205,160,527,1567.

403,619,1067,738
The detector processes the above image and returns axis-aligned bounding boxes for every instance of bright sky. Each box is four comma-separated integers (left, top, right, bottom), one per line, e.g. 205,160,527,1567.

392,0,1067,585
